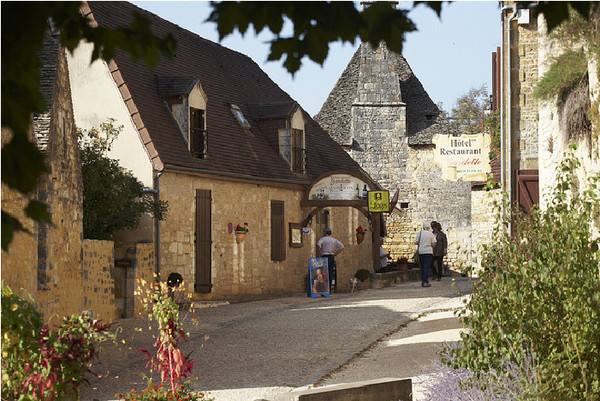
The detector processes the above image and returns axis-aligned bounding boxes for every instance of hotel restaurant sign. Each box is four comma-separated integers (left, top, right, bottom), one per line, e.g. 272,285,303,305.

432,134,491,181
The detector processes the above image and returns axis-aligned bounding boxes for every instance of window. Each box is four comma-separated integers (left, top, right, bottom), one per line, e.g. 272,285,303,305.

271,201,286,261
230,104,252,132
291,128,305,173
190,108,207,159
400,202,409,209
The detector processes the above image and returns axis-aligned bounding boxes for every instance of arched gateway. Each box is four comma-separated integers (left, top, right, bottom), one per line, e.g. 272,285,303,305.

301,170,389,272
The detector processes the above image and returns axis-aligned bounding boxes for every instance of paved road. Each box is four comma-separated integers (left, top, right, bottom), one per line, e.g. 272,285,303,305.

81,277,473,401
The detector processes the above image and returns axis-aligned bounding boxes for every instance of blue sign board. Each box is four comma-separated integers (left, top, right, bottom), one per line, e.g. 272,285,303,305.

308,257,330,298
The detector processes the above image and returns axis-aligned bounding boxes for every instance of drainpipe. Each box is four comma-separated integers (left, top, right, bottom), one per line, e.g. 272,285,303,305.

501,3,518,233
144,171,163,281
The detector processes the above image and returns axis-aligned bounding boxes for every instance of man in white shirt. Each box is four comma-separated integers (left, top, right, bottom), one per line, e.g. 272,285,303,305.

317,228,344,292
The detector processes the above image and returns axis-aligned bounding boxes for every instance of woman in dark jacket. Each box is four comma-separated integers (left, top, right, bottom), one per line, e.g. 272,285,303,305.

431,221,447,281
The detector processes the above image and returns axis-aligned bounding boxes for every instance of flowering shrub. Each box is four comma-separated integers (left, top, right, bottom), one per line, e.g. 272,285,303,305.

118,377,213,401
235,223,249,232
356,226,366,235
121,278,210,401
422,343,540,400
1,284,114,400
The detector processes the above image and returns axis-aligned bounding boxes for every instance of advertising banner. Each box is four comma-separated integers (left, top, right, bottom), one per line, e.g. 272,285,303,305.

432,134,491,181
308,257,330,298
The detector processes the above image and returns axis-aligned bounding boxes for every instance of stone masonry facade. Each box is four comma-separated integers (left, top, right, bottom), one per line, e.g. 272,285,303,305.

1,35,130,325
159,171,373,298
316,43,472,267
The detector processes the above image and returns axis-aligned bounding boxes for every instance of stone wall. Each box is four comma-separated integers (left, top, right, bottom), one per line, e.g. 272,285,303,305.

512,15,540,171
383,146,472,266
159,171,373,298
82,240,117,321
471,187,504,274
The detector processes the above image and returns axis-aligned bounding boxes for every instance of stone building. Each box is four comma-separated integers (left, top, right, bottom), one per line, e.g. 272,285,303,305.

67,1,383,299
315,42,473,266
1,34,127,324
499,2,599,215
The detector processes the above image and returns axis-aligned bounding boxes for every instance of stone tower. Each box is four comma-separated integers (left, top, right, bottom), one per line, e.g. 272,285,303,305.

315,42,472,265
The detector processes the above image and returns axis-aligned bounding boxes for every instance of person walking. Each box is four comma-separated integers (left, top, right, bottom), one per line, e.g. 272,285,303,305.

317,228,344,292
431,221,447,281
415,222,436,287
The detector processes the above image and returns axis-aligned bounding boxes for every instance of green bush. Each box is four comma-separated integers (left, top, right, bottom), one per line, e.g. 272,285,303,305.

1,284,43,400
1,284,114,400
446,145,600,401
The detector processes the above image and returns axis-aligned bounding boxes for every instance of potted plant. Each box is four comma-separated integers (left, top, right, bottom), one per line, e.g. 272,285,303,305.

356,226,366,244
354,268,371,291
397,257,409,271
235,223,249,243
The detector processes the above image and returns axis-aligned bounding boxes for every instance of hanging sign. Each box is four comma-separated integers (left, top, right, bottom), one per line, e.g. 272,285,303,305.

432,134,491,181
308,174,370,200
367,191,390,212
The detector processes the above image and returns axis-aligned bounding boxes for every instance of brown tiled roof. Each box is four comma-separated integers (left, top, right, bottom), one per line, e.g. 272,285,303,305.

249,102,298,120
156,76,197,97
84,1,366,184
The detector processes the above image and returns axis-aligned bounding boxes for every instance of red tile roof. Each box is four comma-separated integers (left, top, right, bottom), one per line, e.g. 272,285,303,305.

85,1,368,185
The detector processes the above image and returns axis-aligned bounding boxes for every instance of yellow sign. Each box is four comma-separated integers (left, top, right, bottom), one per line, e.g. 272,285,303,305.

367,191,389,212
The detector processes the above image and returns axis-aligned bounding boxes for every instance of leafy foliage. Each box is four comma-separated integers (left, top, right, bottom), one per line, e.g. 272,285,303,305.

1,284,114,401
120,279,210,400
79,120,168,240
446,145,600,401
533,50,589,101
1,1,175,251
423,344,541,400
450,85,491,136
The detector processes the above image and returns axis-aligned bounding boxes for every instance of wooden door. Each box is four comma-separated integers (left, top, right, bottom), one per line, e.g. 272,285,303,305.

516,170,539,215
195,189,212,293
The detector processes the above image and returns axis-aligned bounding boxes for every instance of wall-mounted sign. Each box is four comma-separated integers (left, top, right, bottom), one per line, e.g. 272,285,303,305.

308,174,370,200
432,134,491,181
368,191,390,212
227,222,233,234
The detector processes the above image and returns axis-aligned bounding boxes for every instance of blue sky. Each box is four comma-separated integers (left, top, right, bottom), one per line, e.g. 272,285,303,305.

131,1,501,116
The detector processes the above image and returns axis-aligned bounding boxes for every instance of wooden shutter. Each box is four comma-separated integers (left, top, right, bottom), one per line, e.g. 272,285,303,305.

271,201,286,261
516,170,539,215
195,189,212,293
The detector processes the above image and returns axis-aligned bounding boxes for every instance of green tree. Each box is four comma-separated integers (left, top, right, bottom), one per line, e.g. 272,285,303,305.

450,85,490,136
2,1,594,250
450,85,500,159
79,120,168,240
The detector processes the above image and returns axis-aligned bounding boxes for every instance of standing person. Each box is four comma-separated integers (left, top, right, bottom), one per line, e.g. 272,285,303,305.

431,221,448,281
415,222,436,287
379,243,389,272
317,228,344,292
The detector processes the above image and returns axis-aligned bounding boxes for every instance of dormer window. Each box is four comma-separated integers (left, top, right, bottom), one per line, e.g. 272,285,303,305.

291,128,305,173
157,76,208,159
190,108,207,159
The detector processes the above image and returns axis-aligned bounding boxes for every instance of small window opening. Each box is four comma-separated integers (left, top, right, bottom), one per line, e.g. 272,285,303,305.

230,104,251,131
400,202,409,209
190,108,207,159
